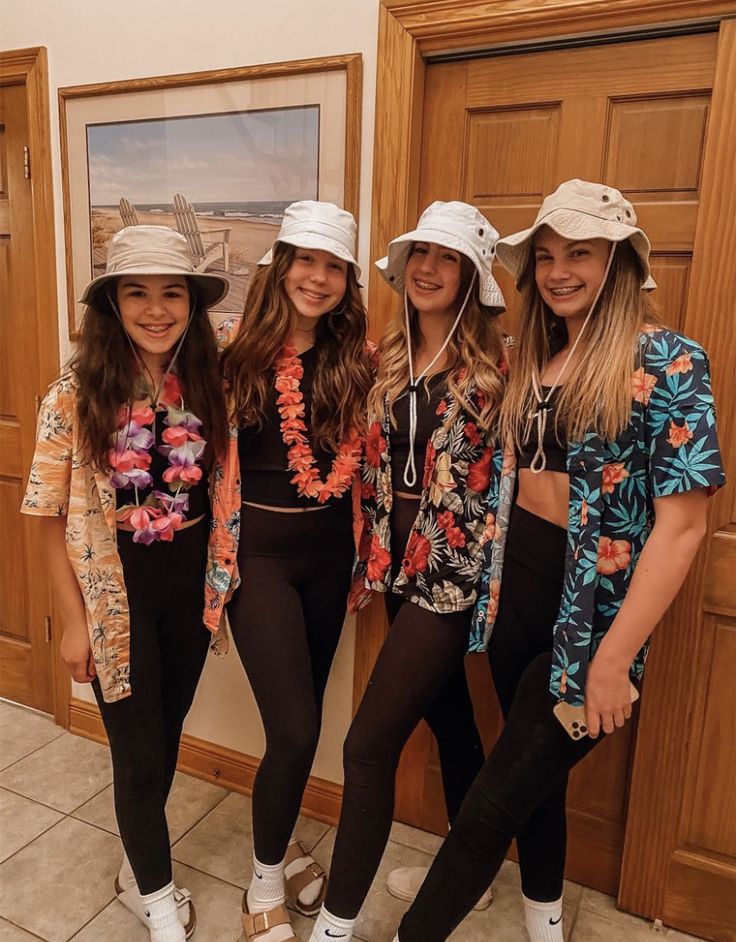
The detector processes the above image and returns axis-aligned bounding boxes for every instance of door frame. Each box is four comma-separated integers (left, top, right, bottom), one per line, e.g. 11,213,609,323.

359,0,736,927
0,47,66,726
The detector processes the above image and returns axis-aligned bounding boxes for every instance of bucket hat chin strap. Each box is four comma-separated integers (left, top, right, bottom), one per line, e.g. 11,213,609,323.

402,270,477,488
528,242,616,473
105,285,195,406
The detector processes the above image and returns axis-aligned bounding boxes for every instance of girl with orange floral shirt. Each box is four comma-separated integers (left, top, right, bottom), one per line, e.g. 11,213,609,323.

23,226,230,942
219,202,373,942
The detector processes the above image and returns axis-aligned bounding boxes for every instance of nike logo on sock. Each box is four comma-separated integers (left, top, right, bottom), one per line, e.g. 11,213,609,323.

253,871,263,879
325,932,346,939
549,914,562,925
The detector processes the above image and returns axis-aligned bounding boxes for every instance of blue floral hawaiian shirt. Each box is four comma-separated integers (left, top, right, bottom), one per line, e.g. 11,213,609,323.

473,327,725,705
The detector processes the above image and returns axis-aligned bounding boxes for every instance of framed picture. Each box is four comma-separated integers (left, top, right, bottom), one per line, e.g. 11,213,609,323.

59,54,361,337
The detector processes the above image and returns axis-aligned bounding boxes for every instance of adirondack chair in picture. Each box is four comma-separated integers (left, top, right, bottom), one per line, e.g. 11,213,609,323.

118,197,139,227
172,193,231,273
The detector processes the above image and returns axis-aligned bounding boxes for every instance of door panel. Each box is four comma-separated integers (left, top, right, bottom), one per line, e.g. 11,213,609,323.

395,30,723,898
0,80,54,712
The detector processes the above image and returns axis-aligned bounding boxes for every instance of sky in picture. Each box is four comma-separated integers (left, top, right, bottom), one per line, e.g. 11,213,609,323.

87,106,319,206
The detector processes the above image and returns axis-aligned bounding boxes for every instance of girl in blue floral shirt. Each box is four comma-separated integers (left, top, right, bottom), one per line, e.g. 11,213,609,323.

393,180,725,942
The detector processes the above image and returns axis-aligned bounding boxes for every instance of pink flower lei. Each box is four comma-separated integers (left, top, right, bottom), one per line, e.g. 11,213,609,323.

275,345,362,502
109,373,207,544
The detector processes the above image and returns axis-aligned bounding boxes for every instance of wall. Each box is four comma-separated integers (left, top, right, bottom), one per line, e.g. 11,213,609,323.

1,0,380,783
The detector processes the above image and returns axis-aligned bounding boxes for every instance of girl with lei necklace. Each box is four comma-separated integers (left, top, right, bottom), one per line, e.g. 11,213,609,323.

22,226,230,942
391,181,725,942
307,201,508,942
213,201,374,942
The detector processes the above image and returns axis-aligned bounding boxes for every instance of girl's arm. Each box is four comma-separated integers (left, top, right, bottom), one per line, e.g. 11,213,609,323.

584,487,708,738
40,516,97,683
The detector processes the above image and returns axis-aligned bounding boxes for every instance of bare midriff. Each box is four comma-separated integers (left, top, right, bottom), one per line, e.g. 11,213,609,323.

394,491,421,501
241,500,330,513
516,468,570,529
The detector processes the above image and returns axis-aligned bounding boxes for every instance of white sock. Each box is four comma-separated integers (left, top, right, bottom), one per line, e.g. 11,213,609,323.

247,854,286,912
140,883,186,942
118,851,137,890
285,838,323,908
523,893,564,942
309,906,356,942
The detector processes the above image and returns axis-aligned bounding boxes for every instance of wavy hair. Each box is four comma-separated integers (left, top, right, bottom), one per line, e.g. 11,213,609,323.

499,239,661,449
221,242,372,450
71,281,229,470
368,256,507,431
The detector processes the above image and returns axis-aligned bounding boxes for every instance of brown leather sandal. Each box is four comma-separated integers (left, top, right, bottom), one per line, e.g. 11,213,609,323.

284,839,327,917
242,894,297,941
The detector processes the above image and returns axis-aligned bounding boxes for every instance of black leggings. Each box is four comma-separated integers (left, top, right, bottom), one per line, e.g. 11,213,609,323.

227,501,354,865
92,520,210,895
398,506,606,942
324,498,483,919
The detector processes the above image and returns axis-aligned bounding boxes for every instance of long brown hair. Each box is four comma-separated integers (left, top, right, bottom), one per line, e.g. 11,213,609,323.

368,256,507,431
72,281,229,469
221,242,373,450
500,240,660,448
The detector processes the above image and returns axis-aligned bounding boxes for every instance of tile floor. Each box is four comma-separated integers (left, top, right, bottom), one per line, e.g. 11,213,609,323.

0,699,706,942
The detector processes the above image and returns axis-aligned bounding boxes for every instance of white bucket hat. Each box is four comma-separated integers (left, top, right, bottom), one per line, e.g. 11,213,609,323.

375,200,505,311
258,200,361,279
495,179,656,289
80,225,230,310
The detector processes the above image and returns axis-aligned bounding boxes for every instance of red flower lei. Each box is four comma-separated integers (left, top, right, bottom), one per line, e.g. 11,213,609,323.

274,345,361,502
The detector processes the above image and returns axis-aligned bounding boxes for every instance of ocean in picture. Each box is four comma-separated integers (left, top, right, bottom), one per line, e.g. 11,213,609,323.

92,200,291,222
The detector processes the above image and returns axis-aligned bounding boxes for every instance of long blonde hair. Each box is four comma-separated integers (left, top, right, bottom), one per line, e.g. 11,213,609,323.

500,240,660,448
221,242,373,450
368,257,507,430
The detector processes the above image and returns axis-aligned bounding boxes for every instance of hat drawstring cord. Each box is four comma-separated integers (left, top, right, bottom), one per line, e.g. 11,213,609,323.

528,243,616,473
402,271,477,488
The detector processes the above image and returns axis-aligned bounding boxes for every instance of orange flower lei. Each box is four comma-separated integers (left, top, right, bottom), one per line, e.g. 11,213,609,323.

274,345,362,502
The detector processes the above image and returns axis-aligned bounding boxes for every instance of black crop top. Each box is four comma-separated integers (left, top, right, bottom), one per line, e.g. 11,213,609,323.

517,386,568,473
390,371,449,495
115,411,210,518
238,345,348,508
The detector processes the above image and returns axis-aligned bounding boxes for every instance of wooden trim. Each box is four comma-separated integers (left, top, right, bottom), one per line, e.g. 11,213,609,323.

69,697,343,826
619,19,736,939
382,0,736,52
0,47,65,727
58,53,363,339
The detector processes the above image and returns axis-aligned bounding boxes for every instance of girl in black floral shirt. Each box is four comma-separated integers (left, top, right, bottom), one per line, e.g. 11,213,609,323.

308,201,508,942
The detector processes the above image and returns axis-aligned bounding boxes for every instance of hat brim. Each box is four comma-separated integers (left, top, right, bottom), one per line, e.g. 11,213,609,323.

258,233,362,281
375,227,505,311
80,267,230,310
495,209,655,289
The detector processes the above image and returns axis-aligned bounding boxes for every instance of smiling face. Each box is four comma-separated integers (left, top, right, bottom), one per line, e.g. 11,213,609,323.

533,227,611,321
116,274,190,369
283,247,348,328
404,241,464,317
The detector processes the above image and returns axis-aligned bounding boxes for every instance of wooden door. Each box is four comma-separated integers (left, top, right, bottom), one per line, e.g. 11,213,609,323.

394,29,730,902
0,77,55,712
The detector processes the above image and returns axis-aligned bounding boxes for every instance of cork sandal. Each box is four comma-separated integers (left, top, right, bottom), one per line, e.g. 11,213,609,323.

284,839,327,917
242,894,297,942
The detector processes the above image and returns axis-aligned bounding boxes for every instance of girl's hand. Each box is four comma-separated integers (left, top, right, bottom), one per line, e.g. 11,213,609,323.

584,653,632,738
60,623,96,683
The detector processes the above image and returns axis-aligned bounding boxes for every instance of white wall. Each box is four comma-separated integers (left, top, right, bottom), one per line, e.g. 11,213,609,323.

1,0,380,783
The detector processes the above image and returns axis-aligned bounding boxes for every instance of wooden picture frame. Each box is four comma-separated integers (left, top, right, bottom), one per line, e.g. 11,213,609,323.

58,53,362,338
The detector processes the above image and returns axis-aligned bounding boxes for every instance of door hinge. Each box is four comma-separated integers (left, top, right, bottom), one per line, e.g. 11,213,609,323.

44,616,51,643
23,145,31,179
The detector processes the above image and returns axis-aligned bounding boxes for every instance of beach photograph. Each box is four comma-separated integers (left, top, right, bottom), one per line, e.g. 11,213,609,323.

86,105,321,316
